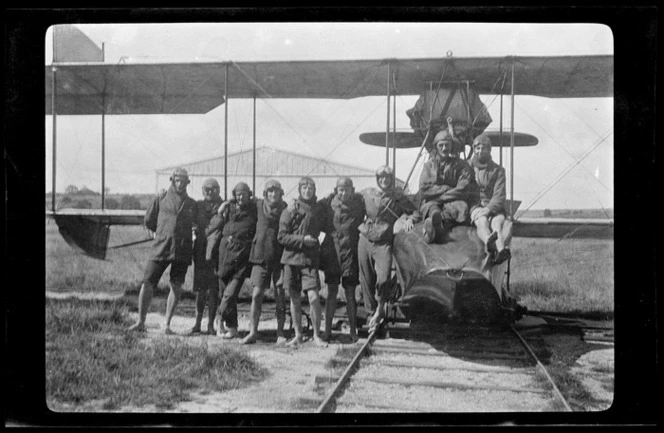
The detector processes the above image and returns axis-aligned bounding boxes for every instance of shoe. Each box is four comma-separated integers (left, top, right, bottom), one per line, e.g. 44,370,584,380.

431,212,444,242
186,326,202,336
222,327,238,339
367,315,384,334
128,323,146,333
423,217,435,243
494,248,512,265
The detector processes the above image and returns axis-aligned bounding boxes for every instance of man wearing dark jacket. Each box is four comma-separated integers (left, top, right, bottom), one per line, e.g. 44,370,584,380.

129,167,197,334
419,129,478,243
278,177,329,347
215,182,257,339
241,179,288,345
319,177,366,342
470,133,511,264
359,165,420,333
187,178,224,335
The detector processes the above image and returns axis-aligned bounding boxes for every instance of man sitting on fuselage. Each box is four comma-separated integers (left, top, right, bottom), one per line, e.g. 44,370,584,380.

419,129,478,243
470,133,511,265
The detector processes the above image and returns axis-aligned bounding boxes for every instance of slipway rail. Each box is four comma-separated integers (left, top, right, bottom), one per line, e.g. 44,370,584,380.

315,323,573,412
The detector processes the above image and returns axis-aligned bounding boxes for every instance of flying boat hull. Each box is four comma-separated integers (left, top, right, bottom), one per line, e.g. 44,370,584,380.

392,222,513,325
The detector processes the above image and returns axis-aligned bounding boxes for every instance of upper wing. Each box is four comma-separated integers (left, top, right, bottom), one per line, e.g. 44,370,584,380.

45,55,613,115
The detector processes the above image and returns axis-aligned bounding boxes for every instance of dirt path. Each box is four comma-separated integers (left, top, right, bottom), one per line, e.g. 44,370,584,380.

117,310,345,413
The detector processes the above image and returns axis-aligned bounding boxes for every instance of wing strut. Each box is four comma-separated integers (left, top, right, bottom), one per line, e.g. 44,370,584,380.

385,61,391,166
509,59,516,219
224,63,229,200
51,65,57,211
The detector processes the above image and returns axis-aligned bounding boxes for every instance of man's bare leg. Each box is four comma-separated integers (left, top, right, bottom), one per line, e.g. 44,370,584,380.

206,287,219,334
187,290,206,334
220,279,241,339
308,289,327,347
491,214,511,264
274,285,287,344
215,278,227,337
286,287,304,346
128,283,152,332
491,214,506,252
241,285,264,345
369,293,386,333
343,284,358,341
323,283,339,341
164,282,182,335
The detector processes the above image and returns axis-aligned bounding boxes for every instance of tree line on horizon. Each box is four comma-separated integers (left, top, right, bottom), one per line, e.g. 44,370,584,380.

46,185,149,210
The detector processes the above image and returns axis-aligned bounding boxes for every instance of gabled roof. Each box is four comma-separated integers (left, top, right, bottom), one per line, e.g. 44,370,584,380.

156,146,379,177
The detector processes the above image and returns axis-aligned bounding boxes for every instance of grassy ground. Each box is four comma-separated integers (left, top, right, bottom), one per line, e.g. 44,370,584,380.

45,297,267,411
528,330,608,411
509,237,613,317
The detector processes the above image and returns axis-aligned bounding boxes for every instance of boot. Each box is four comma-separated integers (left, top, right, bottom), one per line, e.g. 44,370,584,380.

423,217,436,243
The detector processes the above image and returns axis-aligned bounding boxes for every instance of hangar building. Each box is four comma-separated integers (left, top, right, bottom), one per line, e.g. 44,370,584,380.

156,146,405,201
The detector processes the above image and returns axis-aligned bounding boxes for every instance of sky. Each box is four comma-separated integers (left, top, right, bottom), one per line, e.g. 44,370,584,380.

44,22,613,211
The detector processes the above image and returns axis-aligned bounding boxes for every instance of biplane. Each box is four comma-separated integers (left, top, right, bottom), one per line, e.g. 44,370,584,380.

46,27,613,325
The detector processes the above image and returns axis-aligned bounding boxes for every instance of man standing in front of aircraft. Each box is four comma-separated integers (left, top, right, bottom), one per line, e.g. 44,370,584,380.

242,179,288,345
470,133,511,264
319,176,366,343
215,182,258,339
129,167,197,334
278,177,329,347
187,178,224,336
359,165,420,333
419,129,478,243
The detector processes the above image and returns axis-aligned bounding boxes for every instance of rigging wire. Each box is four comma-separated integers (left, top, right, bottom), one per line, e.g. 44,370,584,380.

515,130,613,218
579,166,613,220
514,99,612,194
231,61,382,174
282,98,387,197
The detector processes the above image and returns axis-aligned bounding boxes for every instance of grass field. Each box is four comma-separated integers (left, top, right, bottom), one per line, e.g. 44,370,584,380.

46,219,614,315
45,297,268,411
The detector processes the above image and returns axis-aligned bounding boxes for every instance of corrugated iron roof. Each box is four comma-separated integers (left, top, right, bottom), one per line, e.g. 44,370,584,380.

156,146,379,176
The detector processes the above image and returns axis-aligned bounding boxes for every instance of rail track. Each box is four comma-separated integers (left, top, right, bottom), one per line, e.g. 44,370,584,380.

315,321,574,413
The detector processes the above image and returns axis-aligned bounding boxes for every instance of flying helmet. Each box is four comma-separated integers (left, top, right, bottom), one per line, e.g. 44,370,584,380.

472,133,492,147
202,178,220,191
298,176,316,194
375,165,394,188
433,129,463,154
334,176,355,195
263,179,284,197
375,165,394,178
170,167,190,184
232,181,252,198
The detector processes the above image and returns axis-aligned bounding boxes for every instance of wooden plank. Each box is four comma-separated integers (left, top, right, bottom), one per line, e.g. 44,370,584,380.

316,375,547,394
372,345,530,361
373,341,526,355
364,358,536,375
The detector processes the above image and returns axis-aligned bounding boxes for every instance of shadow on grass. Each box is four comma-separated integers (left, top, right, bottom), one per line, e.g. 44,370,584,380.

45,297,268,411
525,330,608,411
